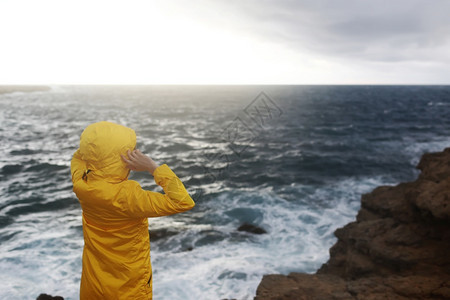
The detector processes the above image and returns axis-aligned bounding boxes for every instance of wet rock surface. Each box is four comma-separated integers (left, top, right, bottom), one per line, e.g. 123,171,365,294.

255,148,450,300
238,223,267,234
36,294,64,300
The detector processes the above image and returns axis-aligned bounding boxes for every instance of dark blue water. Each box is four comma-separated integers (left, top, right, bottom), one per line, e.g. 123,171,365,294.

0,85,449,299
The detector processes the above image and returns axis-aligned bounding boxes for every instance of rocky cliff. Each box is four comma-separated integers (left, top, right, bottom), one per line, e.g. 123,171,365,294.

255,148,450,300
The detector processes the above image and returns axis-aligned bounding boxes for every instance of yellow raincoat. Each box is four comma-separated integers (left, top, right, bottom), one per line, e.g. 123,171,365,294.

71,121,195,299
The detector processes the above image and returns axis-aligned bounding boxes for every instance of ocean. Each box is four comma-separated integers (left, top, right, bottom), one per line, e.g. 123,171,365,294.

0,85,449,299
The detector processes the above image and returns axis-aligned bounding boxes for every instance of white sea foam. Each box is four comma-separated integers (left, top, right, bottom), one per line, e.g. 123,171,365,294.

0,210,82,300
0,176,389,300
404,138,450,166
149,176,391,300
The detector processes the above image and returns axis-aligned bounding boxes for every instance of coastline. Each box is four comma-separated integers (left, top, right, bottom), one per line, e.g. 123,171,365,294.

255,148,450,299
0,85,51,95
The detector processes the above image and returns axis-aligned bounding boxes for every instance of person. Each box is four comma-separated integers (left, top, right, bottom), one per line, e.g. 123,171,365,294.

70,121,195,299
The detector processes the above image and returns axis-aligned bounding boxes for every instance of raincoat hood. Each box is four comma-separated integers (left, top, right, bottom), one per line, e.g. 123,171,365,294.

78,121,136,182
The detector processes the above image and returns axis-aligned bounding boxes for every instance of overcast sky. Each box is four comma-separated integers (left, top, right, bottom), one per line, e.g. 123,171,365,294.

0,0,449,84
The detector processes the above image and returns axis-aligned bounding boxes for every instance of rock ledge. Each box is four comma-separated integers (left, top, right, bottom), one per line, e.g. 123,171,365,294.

255,148,450,300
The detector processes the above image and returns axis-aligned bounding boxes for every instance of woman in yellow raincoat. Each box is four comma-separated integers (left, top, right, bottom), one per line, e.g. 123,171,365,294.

71,121,195,299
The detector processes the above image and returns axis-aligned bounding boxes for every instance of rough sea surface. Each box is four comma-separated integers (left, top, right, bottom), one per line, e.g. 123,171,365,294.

0,85,449,299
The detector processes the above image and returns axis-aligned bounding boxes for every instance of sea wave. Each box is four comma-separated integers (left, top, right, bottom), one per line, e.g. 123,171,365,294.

0,85,449,299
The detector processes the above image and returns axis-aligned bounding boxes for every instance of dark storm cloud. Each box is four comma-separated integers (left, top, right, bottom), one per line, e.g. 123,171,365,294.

221,0,450,63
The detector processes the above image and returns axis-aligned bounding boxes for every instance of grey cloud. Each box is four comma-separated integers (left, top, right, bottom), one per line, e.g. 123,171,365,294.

216,0,450,64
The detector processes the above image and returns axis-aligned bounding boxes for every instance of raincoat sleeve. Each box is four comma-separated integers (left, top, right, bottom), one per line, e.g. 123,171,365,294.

122,164,195,218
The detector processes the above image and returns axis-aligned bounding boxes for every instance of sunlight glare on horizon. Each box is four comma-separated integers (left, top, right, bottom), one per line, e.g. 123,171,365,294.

0,0,311,84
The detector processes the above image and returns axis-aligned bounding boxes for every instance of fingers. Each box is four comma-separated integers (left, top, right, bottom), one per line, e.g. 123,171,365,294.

128,149,143,160
121,154,133,169
132,149,143,158
122,149,143,171
121,154,131,164
122,149,153,172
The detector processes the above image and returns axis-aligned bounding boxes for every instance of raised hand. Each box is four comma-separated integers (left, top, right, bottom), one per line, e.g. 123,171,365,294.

121,149,159,175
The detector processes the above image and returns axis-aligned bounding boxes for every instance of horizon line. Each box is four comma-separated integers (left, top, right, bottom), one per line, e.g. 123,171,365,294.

1,83,450,87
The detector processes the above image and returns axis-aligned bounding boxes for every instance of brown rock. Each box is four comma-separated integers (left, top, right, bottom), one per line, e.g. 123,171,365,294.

417,148,450,182
255,274,353,300
255,147,450,300
414,178,450,220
